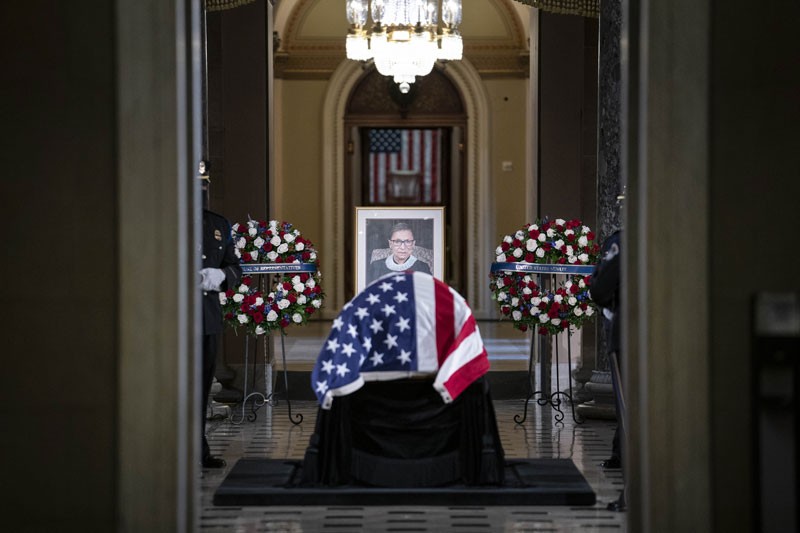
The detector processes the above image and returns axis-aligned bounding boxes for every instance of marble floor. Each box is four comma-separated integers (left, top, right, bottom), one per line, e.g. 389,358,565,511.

199,320,627,532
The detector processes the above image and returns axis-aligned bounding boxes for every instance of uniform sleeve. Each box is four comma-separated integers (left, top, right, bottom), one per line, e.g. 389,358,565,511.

220,220,242,291
590,233,620,309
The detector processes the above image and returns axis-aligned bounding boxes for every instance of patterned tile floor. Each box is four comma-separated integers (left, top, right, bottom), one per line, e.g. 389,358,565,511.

200,398,627,532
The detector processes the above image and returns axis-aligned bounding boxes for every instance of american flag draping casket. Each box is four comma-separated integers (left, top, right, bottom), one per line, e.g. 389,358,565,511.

312,271,490,409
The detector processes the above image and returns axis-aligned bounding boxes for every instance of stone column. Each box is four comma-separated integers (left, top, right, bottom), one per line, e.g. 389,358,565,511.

577,0,621,420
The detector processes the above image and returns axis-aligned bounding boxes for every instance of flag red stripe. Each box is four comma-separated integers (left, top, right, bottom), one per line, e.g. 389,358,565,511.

434,278,456,363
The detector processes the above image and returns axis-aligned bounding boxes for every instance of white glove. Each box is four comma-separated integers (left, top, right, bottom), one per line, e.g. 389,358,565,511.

199,268,226,291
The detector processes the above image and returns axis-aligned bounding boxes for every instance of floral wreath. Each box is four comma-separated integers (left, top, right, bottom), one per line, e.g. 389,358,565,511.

219,219,324,335
489,217,600,335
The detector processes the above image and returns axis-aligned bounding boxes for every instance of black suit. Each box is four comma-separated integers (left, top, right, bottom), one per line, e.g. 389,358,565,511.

591,230,623,465
201,209,242,460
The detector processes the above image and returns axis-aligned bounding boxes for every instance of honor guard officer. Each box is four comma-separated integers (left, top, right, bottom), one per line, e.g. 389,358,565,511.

198,161,242,468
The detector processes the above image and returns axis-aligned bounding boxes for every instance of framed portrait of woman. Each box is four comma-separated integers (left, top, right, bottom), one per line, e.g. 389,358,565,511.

355,207,445,293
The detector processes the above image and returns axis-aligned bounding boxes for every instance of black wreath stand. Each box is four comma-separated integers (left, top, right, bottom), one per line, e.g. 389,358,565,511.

229,263,313,426
492,263,593,427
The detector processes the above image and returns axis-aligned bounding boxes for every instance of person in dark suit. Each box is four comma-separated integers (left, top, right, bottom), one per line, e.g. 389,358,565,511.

199,169,242,468
589,229,625,510
367,222,431,284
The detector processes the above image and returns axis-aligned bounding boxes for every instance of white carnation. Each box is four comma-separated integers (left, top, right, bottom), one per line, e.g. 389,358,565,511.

497,292,508,302
237,237,246,248
233,293,244,303
312,299,322,308
578,236,588,247
307,279,316,288
586,307,595,316
578,253,589,263
495,277,505,288
255,326,266,335
267,251,278,261
532,297,542,306
503,235,512,243
237,314,249,324
496,254,507,262
294,283,305,293
579,279,586,288
250,251,259,261
566,245,574,256
267,310,278,321
554,239,564,249
526,240,537,252
538,233,546,242
536,248,545,258
512,248,523,258
255,296,263,306
310,252,317,261
581,225,590,234
522,287,532,295
565,229,575,237
511,297,519,307
292,313,303,323
574,307,584,316
253,237,265,248
568,296,577,306
496,246,503,255
539,314,549,323
297,294,307,305
512,310,522,321
237,284,249,293
248,227,257,237
556,218,566,226
277,243,289,254
546,228,555,238
551,318,561,326
515,230,526,239
554,294,563,303
218,293,227,304
278,299,290,309
569,256,577,263
270,236,281,246
295,242,305,251
528,224,539,231
284,233,296,243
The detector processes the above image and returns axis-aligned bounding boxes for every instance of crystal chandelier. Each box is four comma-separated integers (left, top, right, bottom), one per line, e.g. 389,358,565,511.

345,0,463,93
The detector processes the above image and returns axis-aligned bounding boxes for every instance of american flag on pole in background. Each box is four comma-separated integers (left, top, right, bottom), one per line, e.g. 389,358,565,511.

368,128,443,204
311,271,490,409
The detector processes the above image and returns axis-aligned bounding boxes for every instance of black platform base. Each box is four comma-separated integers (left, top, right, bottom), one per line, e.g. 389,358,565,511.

213,458,596,507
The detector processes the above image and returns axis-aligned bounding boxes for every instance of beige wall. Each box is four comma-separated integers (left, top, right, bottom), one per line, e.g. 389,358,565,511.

486,78,530,241
274,79,328,267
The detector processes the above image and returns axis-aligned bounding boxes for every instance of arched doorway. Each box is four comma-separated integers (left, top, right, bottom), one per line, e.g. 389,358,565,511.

342,67,468,298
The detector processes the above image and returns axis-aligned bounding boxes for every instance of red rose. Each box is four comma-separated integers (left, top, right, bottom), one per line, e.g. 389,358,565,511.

501,305,511,315
525,252,535,262
305,306,315,314
300,273,309,282
252,312,264,324
557,257,566,264
302,251,311,261
567,234,576,242
501,241,510,251
518,324,528,332
587,231,596,241
287,293,297,303
529,229,540,239
512,238,522,248
283,282,292,290
280,317,291,327
570,284,579,294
